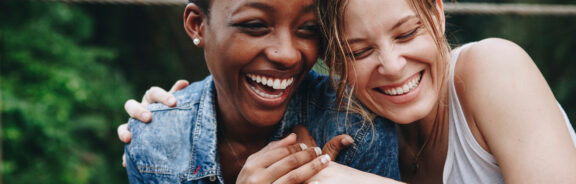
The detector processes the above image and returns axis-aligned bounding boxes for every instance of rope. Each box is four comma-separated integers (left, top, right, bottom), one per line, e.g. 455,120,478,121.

38,0,576,16
41,0,187,6
445,3,576,16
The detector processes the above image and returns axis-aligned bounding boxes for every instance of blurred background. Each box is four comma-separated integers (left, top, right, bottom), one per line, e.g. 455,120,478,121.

1,0,575,183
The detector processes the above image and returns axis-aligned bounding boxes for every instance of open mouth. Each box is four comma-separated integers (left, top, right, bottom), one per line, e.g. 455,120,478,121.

376,71,423,96
246,73,294,99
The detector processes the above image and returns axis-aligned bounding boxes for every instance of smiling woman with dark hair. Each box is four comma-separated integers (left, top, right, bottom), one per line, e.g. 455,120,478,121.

121,0,400,183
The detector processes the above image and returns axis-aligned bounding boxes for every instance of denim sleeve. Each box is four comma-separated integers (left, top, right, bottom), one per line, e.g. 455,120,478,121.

125,144,144,183
341,117,401,180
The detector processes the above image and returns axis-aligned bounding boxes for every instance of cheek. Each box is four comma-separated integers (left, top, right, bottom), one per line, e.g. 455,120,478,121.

301,39,320,67
348,62,372,96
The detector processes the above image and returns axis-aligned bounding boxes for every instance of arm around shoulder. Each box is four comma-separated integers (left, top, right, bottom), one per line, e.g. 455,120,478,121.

306,162,404,184
455,38,576,183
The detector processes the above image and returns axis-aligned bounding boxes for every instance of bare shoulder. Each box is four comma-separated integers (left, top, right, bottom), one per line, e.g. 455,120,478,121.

453,38,576,183
455,38,536,79
454,37,556,123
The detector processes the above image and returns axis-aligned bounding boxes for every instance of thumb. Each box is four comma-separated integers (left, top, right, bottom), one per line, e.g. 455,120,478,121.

322,134,354,159
293,125,318,147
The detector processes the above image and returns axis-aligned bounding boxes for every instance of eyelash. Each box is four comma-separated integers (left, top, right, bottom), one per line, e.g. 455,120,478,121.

347,47,373,59
397,27,420,40
297,24,319,37
232,21,319,38
232,20,269,36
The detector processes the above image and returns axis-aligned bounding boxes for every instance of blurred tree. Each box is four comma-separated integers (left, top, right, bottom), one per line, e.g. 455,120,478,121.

1,1,131,183
447,0,576,129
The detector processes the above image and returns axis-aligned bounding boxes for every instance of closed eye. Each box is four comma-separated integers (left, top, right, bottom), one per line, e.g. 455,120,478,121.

297,23,319,38
346,47,373,59
231,20,270,36
396,27,419,41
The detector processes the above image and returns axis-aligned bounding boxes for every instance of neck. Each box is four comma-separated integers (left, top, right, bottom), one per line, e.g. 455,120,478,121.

398,84,450,147
215,93,279,183
215,93,276,146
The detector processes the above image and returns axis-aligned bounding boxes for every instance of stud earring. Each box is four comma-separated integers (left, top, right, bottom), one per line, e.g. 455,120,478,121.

193,38,200,46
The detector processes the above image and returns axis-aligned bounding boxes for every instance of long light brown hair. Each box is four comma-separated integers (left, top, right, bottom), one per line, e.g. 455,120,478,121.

315,0,452,123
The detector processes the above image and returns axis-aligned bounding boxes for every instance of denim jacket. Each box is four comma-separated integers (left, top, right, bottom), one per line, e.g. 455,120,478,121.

125,71,400,184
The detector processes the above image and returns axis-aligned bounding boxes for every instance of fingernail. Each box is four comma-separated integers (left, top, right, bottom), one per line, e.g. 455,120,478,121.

309,181,320,184
341,136,355,145
313,147,322,156
320,154,331,164
141,112,150,121
299,143,308,151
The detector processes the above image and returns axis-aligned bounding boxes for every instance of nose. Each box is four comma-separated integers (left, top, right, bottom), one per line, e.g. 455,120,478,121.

265,31,301,69
375,48,406,77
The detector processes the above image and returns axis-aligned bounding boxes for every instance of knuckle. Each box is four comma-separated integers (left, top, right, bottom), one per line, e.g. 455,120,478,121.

246,175,265,184
283,173,302,183
286,144,301,154
285,155,303,166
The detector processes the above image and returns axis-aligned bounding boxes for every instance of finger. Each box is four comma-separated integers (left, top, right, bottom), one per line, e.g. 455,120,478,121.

117,123,132,143
245,134,301,167
168,80,190,93
143,87,177,107
293,125,318,147
251,142,313,168
322,134,354,159
265,147,324,182
272,154,331,184
124,99,152,122
261,133,297,152
122,153,127,167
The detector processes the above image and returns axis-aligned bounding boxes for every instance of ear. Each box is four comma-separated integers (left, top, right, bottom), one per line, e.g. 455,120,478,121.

184,3,206,48
435,0,446,34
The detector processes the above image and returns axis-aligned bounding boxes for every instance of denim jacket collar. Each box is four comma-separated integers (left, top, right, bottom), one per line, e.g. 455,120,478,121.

188,76,221,180
189,75,309,180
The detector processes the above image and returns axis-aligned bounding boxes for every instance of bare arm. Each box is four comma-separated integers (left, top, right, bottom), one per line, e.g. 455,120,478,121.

456,38,576,183
305,162,404,184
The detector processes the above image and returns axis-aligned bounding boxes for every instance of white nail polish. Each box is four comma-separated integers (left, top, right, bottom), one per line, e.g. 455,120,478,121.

299,143,308,151
313,147,322,156
320,155,330,164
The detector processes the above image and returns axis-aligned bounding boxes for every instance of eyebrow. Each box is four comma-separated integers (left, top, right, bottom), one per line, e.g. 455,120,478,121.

300,4,315,14
232,2,315,16
345,15,418,45
232,2,275,15
391,15,417,31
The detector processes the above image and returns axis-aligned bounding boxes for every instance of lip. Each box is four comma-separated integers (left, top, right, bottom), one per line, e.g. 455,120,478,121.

373,71,424,104
242,72,297,107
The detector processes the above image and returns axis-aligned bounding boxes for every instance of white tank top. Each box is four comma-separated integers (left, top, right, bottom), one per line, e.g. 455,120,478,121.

442,42,576,184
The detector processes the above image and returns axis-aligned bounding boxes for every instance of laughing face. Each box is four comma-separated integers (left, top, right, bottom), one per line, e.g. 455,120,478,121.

198,0,319,127
343,0,445,124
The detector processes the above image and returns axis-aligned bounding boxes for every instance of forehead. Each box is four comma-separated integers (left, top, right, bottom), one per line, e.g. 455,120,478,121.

212,0,315,16
344,0,414,36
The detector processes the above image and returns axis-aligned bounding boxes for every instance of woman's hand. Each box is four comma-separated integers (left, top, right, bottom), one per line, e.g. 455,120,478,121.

306,162,404,184
117,80,189,166
236,126,355,184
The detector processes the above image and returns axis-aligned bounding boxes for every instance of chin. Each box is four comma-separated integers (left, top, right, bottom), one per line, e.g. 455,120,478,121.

379,106,431,125
245,109,286,127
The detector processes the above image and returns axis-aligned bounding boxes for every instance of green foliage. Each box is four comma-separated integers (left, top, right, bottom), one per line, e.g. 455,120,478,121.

1,1,131,183
446,2,576,129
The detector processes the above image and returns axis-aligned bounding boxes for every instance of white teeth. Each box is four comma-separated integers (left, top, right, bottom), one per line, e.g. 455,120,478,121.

273,79,281,89
246,73,294,90
261,76,268,85
382,73,422,96
267,78,273,87
250,85,283,98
